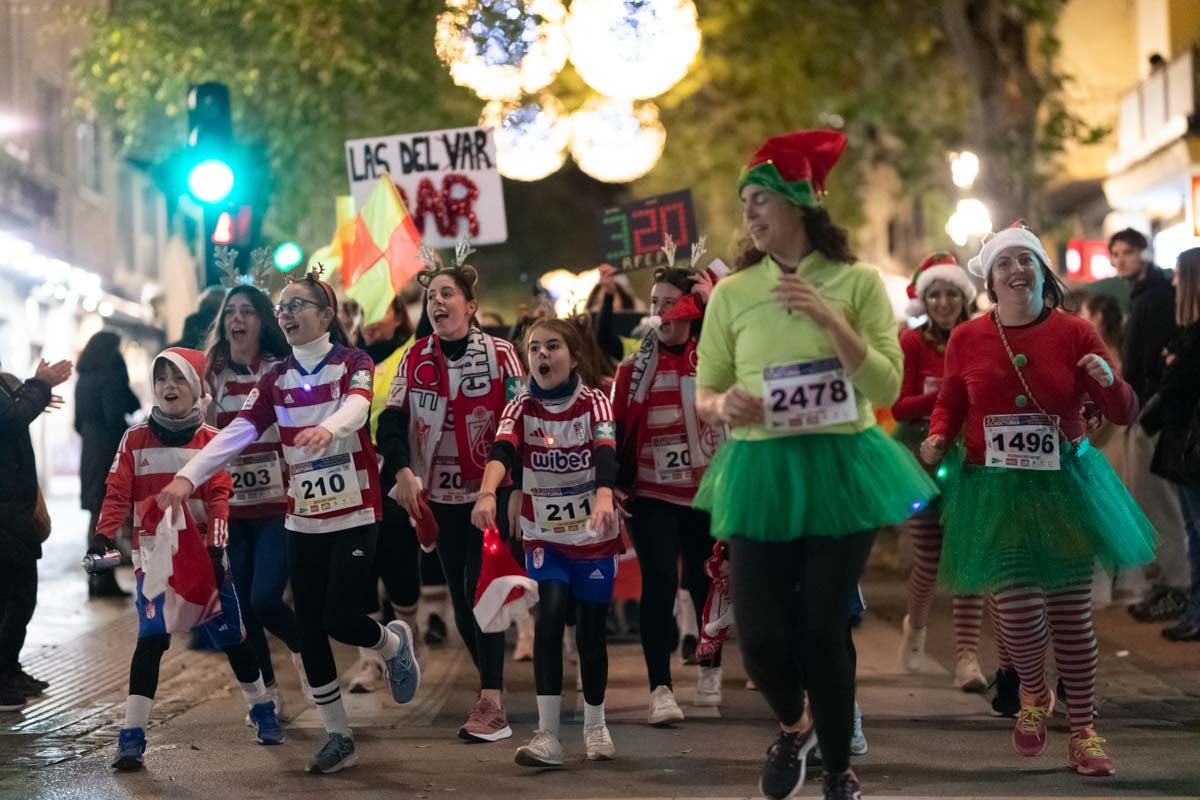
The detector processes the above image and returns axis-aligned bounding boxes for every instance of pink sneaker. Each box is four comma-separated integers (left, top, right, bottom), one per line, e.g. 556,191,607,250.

458,697,513,742
1068,728,1115,776
1012,688,1054,757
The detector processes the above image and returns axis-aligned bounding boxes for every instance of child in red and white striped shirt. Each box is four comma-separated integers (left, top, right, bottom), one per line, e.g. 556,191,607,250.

90,347,281,772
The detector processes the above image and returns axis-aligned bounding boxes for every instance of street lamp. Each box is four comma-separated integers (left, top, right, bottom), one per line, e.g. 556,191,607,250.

950,151,979,189
946,198,992,246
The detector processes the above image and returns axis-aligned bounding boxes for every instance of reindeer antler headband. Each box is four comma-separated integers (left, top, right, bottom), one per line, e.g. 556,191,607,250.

416,235,479,289
653,233,709,282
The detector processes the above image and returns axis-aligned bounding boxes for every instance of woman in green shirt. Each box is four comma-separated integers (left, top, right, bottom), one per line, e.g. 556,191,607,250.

694,130,937,800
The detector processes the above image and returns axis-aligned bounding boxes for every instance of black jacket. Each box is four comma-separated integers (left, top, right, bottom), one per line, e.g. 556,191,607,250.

75,363,141,513
1141,322,1200,436
0,373,52,559
1122,265,1177,404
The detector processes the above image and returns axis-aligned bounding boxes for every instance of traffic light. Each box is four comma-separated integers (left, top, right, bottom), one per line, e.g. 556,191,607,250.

185,83,237,206
272,242,303,272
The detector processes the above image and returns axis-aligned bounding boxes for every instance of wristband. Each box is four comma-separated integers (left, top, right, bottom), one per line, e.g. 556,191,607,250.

477,491,496,500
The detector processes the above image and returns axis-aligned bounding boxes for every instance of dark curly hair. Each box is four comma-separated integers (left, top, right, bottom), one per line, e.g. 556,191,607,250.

736,205,856,270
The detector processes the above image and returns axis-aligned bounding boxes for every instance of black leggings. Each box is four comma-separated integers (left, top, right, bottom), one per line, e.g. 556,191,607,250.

534,579,609,706
288,525,385,689
128,633,260,699
730,530,875,775
430,497,510,691
364,497,422,612
629,497,718,690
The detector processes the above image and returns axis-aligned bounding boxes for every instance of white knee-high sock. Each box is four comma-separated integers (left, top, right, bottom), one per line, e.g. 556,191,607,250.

124,695,154,730
239,676,268,707
311,679,351,735
584,701,606,727
536,695,561,737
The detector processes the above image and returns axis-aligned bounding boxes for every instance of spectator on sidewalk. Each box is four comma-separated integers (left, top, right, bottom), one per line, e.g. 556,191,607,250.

0,357,73,710
75,331,141,599
1109,228,1192,620
1141,247,1200,641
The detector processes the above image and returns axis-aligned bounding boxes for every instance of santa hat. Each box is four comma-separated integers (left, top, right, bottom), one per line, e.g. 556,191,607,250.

966,220,1053,280
905,252,978,318
153,348,207,402
411,493,439,553
659,257,731,323
737,130,847,208
472,527,538,634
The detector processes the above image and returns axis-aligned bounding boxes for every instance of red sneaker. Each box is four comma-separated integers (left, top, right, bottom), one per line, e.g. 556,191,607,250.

1068,727,1115,776
1012,688,1054,757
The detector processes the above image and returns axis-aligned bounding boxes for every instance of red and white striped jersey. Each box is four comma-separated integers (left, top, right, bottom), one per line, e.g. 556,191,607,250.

207,359,288,519
239,344,382,533
97,422,231,568
496,383,620,559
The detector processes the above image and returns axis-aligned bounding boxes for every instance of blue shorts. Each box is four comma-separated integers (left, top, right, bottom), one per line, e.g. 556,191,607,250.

526,546,617,605
135,570,246,650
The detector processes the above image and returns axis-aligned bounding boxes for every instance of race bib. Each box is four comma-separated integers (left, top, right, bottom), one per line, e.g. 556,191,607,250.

227,451,285,506
428,456,475,504
651,433,693,485
984,413,1061,471
290,452,363,515
923,376,942,395
531,484,595,535
762,358,858,432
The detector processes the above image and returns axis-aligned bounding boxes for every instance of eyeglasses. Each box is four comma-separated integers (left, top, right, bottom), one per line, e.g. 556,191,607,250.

273,298,322,317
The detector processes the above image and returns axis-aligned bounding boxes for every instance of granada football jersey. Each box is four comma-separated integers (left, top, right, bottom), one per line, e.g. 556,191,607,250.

207,359,288,518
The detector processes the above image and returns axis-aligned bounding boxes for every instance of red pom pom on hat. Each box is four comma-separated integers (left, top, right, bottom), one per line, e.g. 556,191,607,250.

746,130,847,193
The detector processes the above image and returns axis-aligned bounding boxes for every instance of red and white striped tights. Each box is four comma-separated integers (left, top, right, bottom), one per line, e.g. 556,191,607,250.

906,512,989,658
991,584,1098,731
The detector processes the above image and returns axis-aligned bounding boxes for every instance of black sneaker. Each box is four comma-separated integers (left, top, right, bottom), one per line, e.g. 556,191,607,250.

1128,587,1187,623
2,669,45,697
823,769,863,800
760,727,817,800
1162,620,1200,642
0,683,25,712
15,667,48,692
681,635,698,665
990,668,1020,718
424,613,447,646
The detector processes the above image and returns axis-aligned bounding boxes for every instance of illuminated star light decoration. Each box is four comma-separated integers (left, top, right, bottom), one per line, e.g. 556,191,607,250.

435,0,570,101
479,94,571,181
565,0,702,101
569,97,666,183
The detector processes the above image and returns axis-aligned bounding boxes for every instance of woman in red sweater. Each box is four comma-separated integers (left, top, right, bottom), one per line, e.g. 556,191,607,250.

893,253,1001,697
922,223,1154,777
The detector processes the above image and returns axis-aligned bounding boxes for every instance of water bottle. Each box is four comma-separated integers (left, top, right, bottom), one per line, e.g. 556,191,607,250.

81,549,122,574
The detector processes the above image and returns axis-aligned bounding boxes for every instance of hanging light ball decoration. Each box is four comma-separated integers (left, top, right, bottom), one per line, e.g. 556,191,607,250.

435,0,570,101
479,95,571,181
565,0,701,101
569,97,666,184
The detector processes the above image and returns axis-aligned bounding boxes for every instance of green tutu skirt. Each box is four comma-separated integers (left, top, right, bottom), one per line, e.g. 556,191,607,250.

693,426,939,541
939,440,1156,593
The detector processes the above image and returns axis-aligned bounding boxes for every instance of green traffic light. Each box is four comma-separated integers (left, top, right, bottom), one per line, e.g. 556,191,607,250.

273,242,303,272
187,158,235,204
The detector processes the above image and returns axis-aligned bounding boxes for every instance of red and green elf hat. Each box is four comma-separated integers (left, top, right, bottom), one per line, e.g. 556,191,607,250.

737,130,848,208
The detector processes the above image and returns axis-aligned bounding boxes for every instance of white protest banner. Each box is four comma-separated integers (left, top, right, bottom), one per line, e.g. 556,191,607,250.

345,126,508,248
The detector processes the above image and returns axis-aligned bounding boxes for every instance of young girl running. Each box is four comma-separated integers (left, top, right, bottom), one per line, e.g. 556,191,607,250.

157,271,419,775
92,348,282,771
472,318,620,766
205,283,307,714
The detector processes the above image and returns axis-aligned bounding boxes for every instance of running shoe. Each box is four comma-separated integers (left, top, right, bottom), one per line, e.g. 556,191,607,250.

990,668,1021,718
746,678,758,691
0,670,41,699
347,649,387,694
1012,688,1054,757
759,727,817,800
1128,586,1186,622
515,728,564,767
249,700,284,745
1067,727,1116,776
898,614,927,673
954,651,988,693
584,722,616,760
12,666,48,693
0,683,25,712
244,686,285,727
385,620,421,704
648,685,685,726
822,769,863,800
458,697,513,742
695,667,723,707
110,727,146,771
306,732,358,774
1162,620,1200,642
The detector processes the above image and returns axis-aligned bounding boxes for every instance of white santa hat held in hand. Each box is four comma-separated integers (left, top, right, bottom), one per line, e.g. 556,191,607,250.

906,252,978,318
473,527,538,633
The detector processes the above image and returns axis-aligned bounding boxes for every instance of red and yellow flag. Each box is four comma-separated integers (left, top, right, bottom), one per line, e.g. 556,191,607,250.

341,175,424,325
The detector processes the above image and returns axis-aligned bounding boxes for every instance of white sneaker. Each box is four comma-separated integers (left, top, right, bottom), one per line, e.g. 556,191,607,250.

515,729,564,767
648,685,685,726
346,649,387,694
291,651,315,709
695,666,723,707
584,722,616,760
953,651,988,693
513,617,534,662
899,614,927,673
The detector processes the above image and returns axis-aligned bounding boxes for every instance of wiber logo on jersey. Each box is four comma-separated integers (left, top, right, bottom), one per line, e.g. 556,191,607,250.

530,448,593,473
